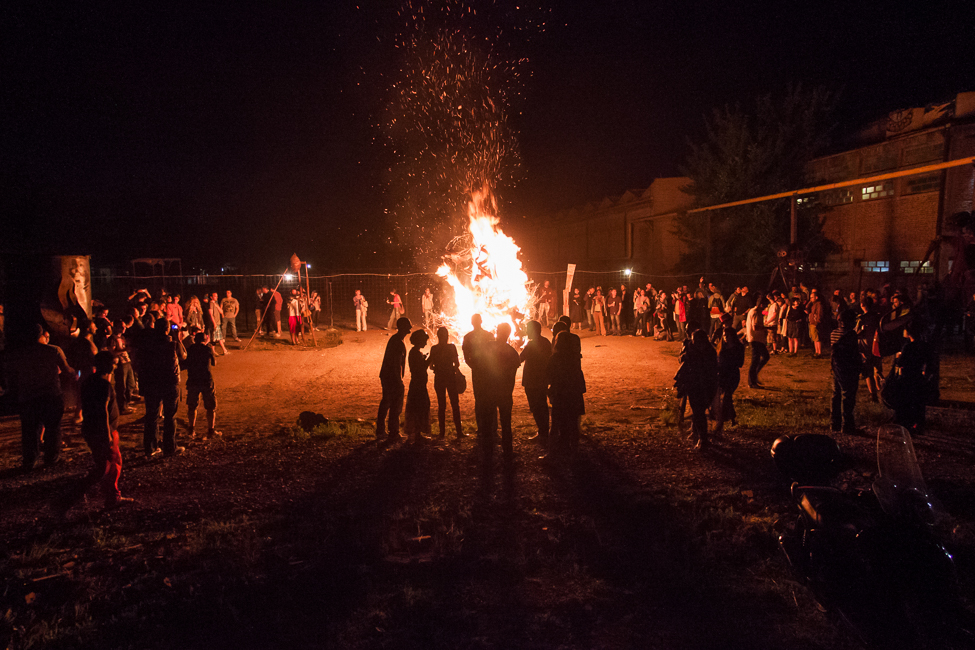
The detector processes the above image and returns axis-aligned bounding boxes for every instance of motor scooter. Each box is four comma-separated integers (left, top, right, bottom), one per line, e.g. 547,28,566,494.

772,425,975,649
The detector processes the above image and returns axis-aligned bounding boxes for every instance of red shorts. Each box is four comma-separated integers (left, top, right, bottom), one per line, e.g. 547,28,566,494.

289,316,301,334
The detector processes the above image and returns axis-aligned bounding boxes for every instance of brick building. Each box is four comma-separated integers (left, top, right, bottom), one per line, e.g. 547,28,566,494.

805,91,975,290
520,177,693,274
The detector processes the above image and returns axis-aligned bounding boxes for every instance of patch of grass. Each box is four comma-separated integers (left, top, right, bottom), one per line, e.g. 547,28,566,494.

184,516,261,568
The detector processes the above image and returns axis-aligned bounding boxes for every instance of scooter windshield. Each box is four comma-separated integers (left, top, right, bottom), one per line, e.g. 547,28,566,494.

873,424,939,523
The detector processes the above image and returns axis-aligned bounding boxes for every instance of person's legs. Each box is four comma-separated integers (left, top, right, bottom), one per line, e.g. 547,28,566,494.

19,399,43,469
830,375,843,432
388,309,397,330
356,310,364,331
499,400,513,455
143,392,161,455
447,382,463,436
435,380,448,436
840,372,858,432
748,342,762,386
388,382,404,437
101,431,123,504
525,387,549,440
161,390,180,455
186,386,200,436
39,395,65,464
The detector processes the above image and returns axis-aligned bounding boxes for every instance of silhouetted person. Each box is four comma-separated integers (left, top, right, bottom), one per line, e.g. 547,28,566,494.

462,314,495,437
485,322,521,457
428,326,464,439
714,324,744,435
139,317,186,458
185,332,222,439
830,310,863,434
3,325,74,470
676,329,718,450
520,320,551,443
78,351,132,507
890,319,934,437
545,330,585,459
377,316,412,442
404,329,432,444
745,295,770,388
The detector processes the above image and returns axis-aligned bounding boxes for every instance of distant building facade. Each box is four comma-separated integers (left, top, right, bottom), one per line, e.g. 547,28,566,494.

521,177,693,274
806,91,975,290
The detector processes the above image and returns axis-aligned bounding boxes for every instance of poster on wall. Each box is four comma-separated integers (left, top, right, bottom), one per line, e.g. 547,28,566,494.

40,255,92,337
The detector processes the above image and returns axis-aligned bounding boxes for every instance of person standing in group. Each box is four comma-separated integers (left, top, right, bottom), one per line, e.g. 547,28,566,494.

714,323,745,436
486,322,521,458
830,310,862,434
165,295,184,334
786,297,806,355
109,319,138,414
764,291,781,354
537,281,555,327
138,318,186,458
421,288,435,331
287,290,304,346
3,325,75,471
185,296,204,337
386,289,404,330
404,329,432,444
584,288,595,331
221,290,241,342
592,288,606,336
607,289,620,336
569,288,584,330
675,329,718,450
377,317,412,442
354,289,368,332
888,319,933,437
806,289,825,357
308,290,321,330
184,331,222,440
745,295,770,388
462,314,495,438
80,351,132,507
255,287,267,335
545,329,586,458
428,326,464,439
707,282,725,339
619,285,632,334
208,293,229,355
271,286,284,337
520,320,551,445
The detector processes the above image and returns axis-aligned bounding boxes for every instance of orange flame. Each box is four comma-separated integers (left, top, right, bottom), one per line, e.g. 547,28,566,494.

437,187,531,337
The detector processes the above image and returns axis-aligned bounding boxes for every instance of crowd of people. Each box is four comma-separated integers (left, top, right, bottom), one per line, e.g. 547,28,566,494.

0,266,948,511
1,287,240,508
254,285,321,344
376,314,586,461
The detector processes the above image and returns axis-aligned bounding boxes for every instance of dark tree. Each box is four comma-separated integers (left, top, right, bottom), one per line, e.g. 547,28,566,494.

676,85,840,274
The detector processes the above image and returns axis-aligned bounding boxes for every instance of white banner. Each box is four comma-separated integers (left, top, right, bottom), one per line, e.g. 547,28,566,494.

564,263,576,316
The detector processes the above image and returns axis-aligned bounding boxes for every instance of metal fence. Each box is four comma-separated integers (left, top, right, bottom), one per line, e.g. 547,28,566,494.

91,269,774,331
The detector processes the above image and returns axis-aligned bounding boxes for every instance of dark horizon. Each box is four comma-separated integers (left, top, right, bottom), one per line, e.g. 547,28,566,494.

3,0,974,272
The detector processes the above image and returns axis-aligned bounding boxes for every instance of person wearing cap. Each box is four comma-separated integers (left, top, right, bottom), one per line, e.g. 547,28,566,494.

3,325,75,470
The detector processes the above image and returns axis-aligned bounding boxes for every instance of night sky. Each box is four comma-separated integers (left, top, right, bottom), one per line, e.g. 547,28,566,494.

3,1,974,272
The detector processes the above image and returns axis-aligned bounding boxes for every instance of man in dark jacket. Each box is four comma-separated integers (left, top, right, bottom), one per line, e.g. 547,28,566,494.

830,310,863,434
485,322,522,457
519,320,552,444
462,314,496,438
137,318,186,458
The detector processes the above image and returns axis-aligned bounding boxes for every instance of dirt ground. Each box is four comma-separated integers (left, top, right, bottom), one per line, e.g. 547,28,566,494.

2,326,975,649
